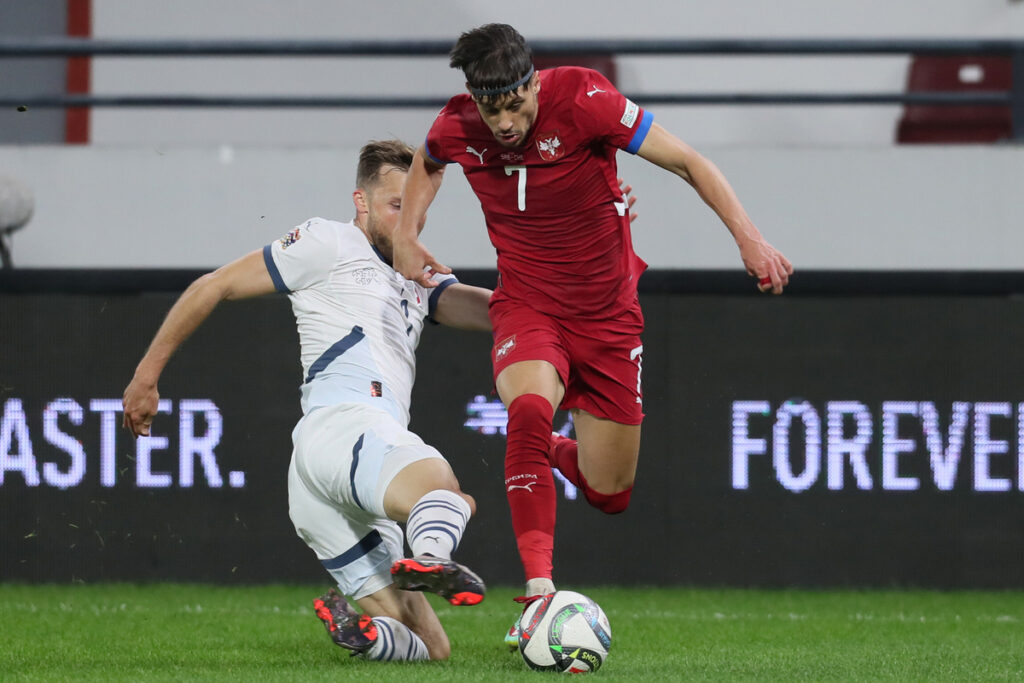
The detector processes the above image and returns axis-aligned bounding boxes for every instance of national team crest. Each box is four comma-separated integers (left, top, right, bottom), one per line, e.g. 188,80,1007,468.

495,335,516,360
353,267,378,285
535,131,564,161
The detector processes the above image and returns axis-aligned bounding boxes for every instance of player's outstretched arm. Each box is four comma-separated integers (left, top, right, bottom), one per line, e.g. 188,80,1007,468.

122,249,276,437
432,283,493,331
393,146,450,288
636,123,793,293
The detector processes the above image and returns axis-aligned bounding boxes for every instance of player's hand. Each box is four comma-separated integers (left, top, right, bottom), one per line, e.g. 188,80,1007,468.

617,177,639,224
739,237,793,294
393,235,451,288
122,377,159,438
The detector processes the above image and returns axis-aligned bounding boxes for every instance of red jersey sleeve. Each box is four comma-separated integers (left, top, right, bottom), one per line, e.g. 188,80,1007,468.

563,68,654,154
424,98,469,165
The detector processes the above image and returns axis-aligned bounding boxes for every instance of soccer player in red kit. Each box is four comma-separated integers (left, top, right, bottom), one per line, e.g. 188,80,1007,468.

392,23,793,638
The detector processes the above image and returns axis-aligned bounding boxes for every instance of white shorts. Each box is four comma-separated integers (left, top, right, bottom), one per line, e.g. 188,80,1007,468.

287,403,444,599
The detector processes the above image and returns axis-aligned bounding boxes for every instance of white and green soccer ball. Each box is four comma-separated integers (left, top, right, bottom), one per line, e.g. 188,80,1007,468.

518,590,612,674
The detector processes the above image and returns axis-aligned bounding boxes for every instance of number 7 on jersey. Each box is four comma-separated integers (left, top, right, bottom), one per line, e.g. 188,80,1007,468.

504,165,526,211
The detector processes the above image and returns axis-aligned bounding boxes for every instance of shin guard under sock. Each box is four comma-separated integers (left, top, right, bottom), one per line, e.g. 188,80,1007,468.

505,394,556,582
406,489,471,560
365,616,429,661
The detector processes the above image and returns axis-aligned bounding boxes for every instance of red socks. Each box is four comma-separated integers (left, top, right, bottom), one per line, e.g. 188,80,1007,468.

505,394,556,582
505,397,637,582
580,481,633,514
549,433,633,515
549,433,583,486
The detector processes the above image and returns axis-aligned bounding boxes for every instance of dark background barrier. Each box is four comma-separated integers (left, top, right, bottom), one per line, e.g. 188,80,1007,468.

2,272,1024,588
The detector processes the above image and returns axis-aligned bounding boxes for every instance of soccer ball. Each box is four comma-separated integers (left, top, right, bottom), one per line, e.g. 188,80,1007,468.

518,590,611,673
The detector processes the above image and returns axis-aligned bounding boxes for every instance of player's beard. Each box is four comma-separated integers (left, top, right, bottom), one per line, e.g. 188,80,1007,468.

365,215,394,265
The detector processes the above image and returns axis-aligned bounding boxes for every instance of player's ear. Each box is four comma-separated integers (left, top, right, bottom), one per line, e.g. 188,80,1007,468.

352,188,368,215
531,72,541,94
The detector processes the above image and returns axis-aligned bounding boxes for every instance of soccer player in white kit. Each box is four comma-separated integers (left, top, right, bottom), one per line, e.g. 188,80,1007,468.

122,140,493,662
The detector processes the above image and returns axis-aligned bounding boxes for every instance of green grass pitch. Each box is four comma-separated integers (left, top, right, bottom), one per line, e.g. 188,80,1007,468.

2,584,1022,681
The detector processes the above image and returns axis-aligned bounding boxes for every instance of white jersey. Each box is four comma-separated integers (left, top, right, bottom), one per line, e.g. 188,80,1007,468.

263,218,455,426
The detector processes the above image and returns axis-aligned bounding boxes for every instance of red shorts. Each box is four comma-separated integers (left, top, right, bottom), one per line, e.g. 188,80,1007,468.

489,298,645,425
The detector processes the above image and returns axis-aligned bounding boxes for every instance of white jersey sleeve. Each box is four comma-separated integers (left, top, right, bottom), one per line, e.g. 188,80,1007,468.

262,218,337,293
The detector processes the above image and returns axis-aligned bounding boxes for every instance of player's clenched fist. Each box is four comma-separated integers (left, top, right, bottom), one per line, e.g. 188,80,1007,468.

741,238,793,295
122,378,158,438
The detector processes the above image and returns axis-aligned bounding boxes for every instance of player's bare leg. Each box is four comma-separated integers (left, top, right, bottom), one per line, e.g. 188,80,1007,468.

495,359,565,411
547,409,640,513
572,409,640,499
382,457,475,523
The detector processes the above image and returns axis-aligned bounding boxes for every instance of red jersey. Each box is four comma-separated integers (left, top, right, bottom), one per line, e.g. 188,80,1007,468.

425,67,654,319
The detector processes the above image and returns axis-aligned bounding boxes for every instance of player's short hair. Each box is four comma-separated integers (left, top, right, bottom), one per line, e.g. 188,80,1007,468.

356,139,415,191
449,23,534,102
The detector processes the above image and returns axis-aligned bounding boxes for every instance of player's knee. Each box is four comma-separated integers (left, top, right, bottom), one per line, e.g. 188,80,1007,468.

421,454,463,488
427,468,476,517
457,491,477,517
508,393,554,428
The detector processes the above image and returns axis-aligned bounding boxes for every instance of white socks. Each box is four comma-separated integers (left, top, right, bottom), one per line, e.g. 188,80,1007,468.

364,616,428,661
406,490,471,559
357,489,470,662
526,577,556,597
